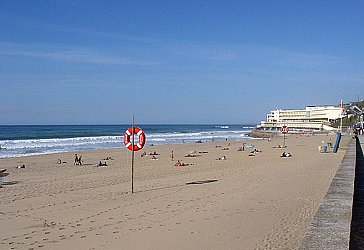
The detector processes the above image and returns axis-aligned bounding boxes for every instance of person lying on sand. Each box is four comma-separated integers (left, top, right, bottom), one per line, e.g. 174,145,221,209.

151,155,158,160
216,156,227,160
184,153,196,157
140,152,147,157
149,151,160,155
98,161,108,167
222,148,229,150
251,149,262,153
102,156,114,160
273,145,286,148
174,160,194,167
280,152,292,158
175,160,186,167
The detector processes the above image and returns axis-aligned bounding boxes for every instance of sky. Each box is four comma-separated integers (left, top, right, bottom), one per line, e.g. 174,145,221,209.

0,1,363,125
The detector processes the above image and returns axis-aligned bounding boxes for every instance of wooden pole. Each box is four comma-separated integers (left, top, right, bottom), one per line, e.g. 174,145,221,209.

131,115,135,193
283,133,286,148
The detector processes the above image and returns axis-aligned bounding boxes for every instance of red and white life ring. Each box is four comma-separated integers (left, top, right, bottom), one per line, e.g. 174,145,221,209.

124,127,146,151
280,125,289,134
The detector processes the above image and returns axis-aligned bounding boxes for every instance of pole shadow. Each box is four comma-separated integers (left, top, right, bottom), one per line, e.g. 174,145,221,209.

186,179,218,185
133,179,219,194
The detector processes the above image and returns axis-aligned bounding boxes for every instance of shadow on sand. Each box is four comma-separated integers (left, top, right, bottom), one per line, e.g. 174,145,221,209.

133,179,219,194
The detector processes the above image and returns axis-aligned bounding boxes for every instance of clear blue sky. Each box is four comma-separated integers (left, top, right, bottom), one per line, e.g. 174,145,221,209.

0,1,363,125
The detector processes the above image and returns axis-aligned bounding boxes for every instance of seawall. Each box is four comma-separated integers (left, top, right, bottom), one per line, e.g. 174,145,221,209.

300,136,364,249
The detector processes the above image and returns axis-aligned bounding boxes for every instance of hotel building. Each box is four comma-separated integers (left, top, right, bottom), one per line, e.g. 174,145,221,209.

257,106,343,132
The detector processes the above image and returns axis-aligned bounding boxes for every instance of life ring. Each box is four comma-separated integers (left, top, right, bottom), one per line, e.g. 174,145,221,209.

124,127,146,151
280,126,289,134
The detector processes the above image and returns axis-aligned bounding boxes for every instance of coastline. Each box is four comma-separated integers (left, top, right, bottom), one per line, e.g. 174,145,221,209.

0,124,254,159
0,134,348,249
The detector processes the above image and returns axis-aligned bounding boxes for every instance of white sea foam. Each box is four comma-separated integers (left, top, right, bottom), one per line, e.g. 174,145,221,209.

215,126,229,129
0,129,253,158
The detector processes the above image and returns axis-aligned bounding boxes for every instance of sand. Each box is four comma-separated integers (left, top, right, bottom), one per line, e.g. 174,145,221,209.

0,134,348,250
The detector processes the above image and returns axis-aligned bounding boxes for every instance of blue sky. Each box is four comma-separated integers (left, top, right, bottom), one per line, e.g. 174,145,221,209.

0,1,363,125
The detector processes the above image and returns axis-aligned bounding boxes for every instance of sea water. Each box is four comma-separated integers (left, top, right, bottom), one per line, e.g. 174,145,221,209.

0,125,255,158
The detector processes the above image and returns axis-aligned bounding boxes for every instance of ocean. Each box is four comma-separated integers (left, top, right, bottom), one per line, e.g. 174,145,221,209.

0,125,255,158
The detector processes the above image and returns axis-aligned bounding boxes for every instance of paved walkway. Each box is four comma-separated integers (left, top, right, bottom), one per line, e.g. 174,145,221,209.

300,136,357,250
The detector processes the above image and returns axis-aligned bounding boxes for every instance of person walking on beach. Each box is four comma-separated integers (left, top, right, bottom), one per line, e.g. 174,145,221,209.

171,151,174,161
74,154,78,165
78,155,83,165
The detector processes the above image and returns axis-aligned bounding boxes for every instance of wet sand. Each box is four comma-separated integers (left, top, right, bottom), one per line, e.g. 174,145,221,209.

0,134,348,249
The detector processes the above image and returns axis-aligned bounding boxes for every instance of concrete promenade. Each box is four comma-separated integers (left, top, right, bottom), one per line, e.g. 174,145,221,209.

300,136,364,249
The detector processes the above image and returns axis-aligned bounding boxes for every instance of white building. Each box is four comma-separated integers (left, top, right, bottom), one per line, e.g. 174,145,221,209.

258,106,343,132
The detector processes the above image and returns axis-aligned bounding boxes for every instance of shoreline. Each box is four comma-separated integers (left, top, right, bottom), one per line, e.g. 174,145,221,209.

0,138,259,159
0,124,255,159
0,134,349,249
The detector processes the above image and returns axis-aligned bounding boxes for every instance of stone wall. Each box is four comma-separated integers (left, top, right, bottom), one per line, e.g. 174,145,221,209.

299,137,357,250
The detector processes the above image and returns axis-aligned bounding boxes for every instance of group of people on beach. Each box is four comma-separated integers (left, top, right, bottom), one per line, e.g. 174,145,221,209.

56,138,295,172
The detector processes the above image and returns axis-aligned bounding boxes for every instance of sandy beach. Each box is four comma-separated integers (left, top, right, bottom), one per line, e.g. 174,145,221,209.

0,134,348,250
